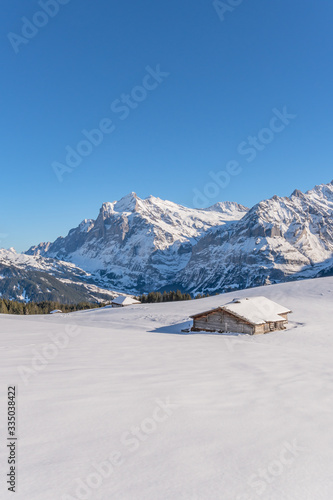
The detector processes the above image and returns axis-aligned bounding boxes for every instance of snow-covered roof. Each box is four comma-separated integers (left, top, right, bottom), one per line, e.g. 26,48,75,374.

50,310,63,314
222,296,291,325
111,296,141,306
191,296,291,325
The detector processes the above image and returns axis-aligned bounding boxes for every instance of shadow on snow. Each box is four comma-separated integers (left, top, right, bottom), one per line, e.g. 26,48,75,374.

149,320,248,337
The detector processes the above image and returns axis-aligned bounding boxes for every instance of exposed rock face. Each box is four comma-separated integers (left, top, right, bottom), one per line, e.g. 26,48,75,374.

25,182,333,295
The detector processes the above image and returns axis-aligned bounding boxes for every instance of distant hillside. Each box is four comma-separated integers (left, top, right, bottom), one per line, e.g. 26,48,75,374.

0,249,125,303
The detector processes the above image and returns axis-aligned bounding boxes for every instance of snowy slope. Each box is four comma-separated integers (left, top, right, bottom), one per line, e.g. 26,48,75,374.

1,277,333,499
0,248,124,303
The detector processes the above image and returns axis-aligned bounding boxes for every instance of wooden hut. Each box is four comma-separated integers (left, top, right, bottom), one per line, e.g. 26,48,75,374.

190,297,291,335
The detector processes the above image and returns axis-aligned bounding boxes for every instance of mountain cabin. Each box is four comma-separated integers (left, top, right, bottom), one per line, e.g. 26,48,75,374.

190,296,292,335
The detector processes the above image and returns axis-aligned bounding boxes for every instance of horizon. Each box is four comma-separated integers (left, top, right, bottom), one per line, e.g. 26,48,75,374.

3,176,332,253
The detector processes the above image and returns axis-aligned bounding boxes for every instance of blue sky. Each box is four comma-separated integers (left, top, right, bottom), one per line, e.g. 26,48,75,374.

1,0,333,251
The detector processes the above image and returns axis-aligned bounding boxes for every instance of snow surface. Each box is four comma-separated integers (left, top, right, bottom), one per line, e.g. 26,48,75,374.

1,277,333,499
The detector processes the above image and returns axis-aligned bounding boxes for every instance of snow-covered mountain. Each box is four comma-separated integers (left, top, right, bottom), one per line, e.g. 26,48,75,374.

0,248,124,303
25,181,333,295
179,182,333,293
27,193,248,293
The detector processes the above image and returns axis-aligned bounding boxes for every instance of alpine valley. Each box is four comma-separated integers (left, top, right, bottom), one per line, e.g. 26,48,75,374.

2,181,333,302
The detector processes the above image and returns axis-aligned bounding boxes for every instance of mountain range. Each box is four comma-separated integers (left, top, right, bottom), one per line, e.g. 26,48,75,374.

2,181,333,302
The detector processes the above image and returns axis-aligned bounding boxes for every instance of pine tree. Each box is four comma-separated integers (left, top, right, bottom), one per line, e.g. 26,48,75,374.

0,300,8,314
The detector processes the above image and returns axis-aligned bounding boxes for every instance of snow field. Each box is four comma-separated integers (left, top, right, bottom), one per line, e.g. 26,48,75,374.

0,277,333,499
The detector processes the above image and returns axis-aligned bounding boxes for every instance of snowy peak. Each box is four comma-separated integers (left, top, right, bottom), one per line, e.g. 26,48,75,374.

114,192,140,213
290,189,304,199
204,201,248,217
289,182,333,205
98,194,248,220
99,193,141,218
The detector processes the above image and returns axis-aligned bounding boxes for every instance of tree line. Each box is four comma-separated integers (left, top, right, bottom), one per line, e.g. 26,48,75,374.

0,290,214,315
136,290,211,303
0,299,104,315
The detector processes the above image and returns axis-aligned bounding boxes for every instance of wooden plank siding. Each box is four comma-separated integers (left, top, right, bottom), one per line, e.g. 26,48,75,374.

277,312,289,322
192,309,255,335
192,310,287,335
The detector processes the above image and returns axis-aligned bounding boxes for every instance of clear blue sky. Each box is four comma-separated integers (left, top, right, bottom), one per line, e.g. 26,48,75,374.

1,0,333,251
